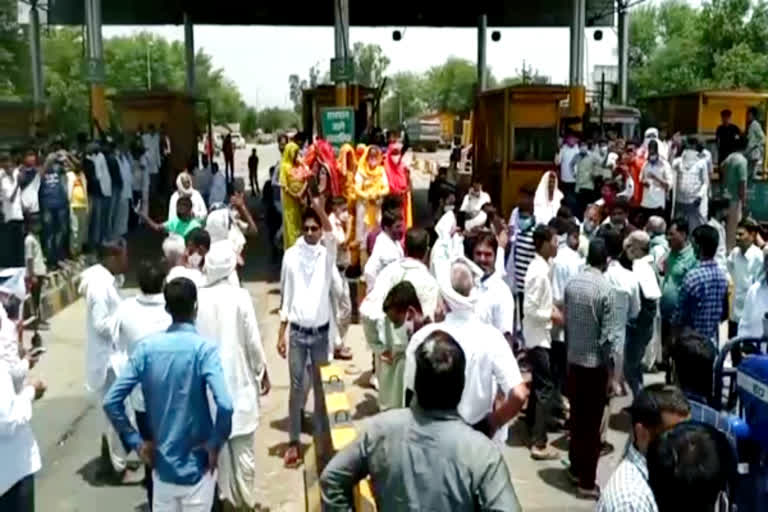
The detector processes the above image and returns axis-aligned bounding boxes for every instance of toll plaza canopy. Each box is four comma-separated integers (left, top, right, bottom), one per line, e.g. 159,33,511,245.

49,0,613,27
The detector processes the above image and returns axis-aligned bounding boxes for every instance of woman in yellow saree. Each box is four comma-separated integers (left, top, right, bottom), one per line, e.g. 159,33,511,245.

279,141,309,250
354,145,389,247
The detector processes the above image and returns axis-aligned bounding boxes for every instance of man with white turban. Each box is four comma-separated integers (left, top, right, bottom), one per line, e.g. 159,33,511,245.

196,242,270,511
404,259,528,444
168,171,207,221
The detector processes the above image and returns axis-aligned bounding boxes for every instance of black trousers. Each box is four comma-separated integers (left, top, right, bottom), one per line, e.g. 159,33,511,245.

0,219,25,267
0,474,34,511
528,346,555,448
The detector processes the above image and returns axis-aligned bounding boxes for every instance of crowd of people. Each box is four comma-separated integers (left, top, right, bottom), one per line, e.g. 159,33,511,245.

1,107,765,511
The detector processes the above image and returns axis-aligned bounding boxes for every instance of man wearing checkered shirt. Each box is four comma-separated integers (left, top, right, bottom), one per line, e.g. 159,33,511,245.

563,238,620,499
597,384,690,512
678,224,728,344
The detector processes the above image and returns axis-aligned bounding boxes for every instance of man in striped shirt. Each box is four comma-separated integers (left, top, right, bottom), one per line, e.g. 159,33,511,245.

506,185,537,332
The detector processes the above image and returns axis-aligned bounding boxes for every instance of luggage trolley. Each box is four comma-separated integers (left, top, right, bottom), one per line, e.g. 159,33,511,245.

705,337,768,511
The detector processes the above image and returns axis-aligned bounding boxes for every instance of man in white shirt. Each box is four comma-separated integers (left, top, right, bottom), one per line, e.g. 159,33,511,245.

0,155,25,267
360,228,438,410
556,134,580,210
114,141,134,238
196,242,269,509
738,246,768,338
728,218,765,338
114,259,171,504
142,124,161,201
0,360,46,511
639,140,672,221
277,197,336,468
78,239,129,480
459,179,491,220
674,139,708,231
404,260,529,444
523,224,563,459
471,231,516,346
599,226,641,387
550,219,583,421
363,208,405,291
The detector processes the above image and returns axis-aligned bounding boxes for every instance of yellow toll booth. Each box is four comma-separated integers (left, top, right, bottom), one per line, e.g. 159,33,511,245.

645,89,768,219
473,85,570,217
644,89,768,161
111,90,200,174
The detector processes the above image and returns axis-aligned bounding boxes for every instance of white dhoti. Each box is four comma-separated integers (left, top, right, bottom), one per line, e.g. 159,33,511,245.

217,434,257,510
328,265,352,358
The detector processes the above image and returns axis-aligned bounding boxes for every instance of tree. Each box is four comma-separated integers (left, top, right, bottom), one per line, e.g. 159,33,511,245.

288,74,305,115
257,107,300,133
351,42,390,87
628,0,768,102
381,72,427,129
423,57,479,114
0,0,29,97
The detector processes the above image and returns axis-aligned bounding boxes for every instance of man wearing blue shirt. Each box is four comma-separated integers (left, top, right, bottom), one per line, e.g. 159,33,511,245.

104,277,233,512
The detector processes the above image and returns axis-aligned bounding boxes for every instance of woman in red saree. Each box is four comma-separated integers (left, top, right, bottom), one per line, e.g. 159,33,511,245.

384,143,413,228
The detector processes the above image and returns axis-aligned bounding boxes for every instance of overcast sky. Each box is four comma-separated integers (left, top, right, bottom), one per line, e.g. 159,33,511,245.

102,25,620,109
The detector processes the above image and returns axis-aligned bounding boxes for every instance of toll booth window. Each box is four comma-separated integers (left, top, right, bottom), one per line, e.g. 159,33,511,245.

513,127,557,162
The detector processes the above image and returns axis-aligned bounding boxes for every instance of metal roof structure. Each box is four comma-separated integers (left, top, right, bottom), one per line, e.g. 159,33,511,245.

48,0,615,27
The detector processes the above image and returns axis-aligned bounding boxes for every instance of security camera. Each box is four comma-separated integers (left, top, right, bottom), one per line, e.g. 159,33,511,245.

594,30,603,41
491,31,501,42
393,30,402,41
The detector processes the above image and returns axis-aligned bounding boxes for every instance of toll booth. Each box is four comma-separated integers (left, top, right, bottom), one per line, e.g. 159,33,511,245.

644,89,768,219
473,85,570,217
111,90,199,174
302,84,376,142
0,99,46,152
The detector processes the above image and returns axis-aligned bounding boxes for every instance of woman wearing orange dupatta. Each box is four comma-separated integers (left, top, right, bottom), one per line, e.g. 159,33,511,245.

384,143,413,228
354,145,389,247
338,143,358,208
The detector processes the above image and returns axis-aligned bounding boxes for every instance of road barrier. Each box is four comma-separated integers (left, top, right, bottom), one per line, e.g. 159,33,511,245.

304,363,376,511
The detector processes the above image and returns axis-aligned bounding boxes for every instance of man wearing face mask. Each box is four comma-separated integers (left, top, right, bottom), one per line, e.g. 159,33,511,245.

597,384,690,512
360,229,438,410
573,141,599,219
639,140,672,223
78,240,131,481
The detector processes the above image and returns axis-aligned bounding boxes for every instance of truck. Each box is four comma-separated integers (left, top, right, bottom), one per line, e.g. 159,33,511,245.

405,118,441,152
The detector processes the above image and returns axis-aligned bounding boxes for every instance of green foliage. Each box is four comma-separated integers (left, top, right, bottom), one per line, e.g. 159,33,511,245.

422,57,478,114
0,0,28,97
351,43,390,88
629,0,768,101
381,71,427,129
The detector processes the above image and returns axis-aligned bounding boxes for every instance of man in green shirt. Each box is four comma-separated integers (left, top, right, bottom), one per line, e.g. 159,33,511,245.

138,195,203,239
722,142,748,248
659,217,697,376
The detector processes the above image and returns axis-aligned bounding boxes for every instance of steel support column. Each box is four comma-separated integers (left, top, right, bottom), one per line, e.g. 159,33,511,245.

184,12,195,93
477,14,487,92
617,0,629,104
334,0,349,107
85,0,107,134
29,1,44,104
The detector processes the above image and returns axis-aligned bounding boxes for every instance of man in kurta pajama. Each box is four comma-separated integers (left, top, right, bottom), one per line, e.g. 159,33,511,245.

360,229,438,410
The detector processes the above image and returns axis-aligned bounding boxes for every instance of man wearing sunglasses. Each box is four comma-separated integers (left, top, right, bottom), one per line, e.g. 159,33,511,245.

277,196,335,468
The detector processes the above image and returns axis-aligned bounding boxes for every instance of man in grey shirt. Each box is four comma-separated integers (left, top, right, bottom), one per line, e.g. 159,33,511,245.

320,330,521,511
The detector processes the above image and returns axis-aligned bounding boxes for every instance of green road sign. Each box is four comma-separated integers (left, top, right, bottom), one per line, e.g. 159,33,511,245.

321,107,355,149
330,57,354,83
84,58,105,83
